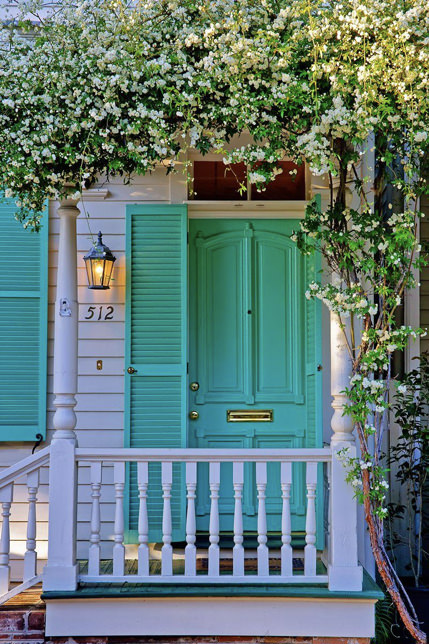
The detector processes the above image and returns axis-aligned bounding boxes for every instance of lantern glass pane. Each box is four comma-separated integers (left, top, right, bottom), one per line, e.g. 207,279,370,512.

84,259,92,286
103,260,114,287
92,259,104,287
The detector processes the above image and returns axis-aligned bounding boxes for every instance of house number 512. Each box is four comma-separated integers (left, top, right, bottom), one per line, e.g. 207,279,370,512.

85,305,114,321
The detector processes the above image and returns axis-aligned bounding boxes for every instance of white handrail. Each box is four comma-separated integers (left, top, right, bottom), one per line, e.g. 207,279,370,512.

0,446,50,604
76,447,331,463
0,447,50,490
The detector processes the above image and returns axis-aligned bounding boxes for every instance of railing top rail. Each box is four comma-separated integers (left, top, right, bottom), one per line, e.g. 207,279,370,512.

76,447,332,463
0,446,50,490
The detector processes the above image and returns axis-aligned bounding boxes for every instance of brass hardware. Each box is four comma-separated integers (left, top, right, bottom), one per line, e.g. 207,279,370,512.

227,409,273,422
189,410,199,420
190,382,199,392
127,366,137,374
317,364,323,371
96,360,103,371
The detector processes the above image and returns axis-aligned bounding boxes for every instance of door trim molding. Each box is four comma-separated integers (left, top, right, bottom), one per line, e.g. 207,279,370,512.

187,201,307,219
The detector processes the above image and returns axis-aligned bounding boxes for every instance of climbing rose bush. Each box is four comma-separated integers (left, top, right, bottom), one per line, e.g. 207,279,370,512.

1,0,429,641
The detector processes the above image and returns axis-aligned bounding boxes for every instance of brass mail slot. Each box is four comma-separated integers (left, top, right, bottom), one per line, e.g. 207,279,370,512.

227,409,273,422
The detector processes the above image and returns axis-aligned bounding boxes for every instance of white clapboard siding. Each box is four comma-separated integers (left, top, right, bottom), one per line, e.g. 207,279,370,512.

46,376,125,395
76,358,127,375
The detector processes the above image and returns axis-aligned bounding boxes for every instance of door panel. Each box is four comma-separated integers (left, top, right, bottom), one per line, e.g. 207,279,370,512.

254,232,303,402
189,219,321,535
195,231,248,402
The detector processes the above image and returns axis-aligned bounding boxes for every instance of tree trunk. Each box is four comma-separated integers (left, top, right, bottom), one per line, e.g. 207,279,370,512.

362,469,427,644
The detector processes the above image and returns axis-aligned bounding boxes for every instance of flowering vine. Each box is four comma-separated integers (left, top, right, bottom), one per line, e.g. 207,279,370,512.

1,0,429,641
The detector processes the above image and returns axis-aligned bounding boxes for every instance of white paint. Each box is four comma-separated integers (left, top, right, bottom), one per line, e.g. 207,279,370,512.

44,198,79,592
23,469,39,581
232,462,244,576
280,462,293,576
187,201,307,219
256,462,269,576
330,311,354,443
304,462,317,577
208,462,220,577
52,197,80,441
161,462,173,576
43,439,78,591
76,448,331,463
137,462,149,576
45,596,377,638
0,450,49,594
185,462,197,577
328,309,363,591
0,484,13,595
112,462,125,576
88,462,102,577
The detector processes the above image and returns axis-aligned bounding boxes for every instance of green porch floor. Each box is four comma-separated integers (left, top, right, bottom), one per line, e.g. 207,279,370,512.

42,570,383,601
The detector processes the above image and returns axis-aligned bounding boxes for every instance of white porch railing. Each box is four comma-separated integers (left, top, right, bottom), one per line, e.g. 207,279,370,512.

0,443,364,599
0,446,50,604
76,448,331,585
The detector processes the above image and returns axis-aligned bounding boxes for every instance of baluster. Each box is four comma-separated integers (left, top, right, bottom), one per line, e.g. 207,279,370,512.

256,462,269,576
24,470,39,581
233,462,244,577
88,462,102,577
185,462,197,577
113,462,125,576
137,462,149,577
326,461,332,560
280,462,293,577
0,484,13,595
208,462,220,577
161,462,173,576
304,462,318,577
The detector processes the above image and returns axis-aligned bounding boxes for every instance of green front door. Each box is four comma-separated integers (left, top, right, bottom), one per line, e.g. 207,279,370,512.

188,219,322,535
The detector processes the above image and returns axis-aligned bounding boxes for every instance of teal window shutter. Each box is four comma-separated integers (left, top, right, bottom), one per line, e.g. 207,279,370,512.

125,204,187,542
0,199,48,441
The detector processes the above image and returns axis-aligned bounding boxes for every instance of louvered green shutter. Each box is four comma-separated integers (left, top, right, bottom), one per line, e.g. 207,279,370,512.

0,199,48,441
125,204,187,542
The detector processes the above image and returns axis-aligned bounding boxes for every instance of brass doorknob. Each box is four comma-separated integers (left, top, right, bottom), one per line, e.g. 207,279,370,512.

127,367,137,374
189,410,199,420
190,382,199,391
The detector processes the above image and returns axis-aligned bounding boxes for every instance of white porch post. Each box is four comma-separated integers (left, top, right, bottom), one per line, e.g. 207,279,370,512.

328,311,363,591
43,197,79,592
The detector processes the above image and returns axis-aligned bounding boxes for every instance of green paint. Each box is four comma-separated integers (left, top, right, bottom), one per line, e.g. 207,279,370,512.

188,219,322,535
125,204,187,542
42,570,383,601
0,199,48,442
125,211,322,545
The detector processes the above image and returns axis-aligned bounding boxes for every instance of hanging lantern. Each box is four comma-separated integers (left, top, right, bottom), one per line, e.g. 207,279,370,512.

84,231,116,290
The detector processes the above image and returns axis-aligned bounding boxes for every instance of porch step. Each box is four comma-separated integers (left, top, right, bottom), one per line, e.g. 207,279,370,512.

0,583,45,643
42,574,381,641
